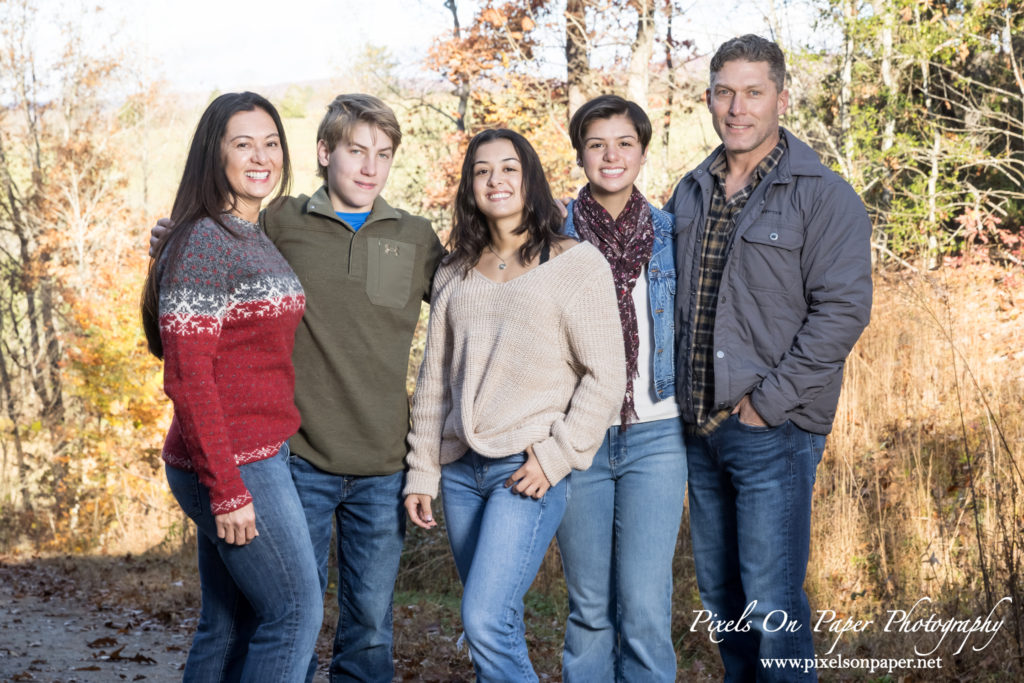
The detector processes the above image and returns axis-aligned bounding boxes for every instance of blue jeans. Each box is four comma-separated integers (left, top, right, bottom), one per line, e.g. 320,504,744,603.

556,416,687,682
686,415,826,682
288,454,405,683
441,450,569,682
165,443,322,683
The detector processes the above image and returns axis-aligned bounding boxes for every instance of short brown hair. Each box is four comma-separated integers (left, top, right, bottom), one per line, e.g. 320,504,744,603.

316,94,402,180
568,95,652,161
710,34,787,93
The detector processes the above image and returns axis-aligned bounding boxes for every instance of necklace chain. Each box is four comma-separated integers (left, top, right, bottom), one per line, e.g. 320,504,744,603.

487,244,508,270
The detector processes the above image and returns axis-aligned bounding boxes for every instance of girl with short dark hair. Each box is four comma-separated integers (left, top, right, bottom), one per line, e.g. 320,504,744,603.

558,94,688,682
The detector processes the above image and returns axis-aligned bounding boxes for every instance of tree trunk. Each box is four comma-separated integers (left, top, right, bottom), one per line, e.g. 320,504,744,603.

445,0,469,131
839,0,856,179
661,0,676,158
626,0,655,107
920,51,942,270
878,0,895,153
0,318,32,513
565,0,589,120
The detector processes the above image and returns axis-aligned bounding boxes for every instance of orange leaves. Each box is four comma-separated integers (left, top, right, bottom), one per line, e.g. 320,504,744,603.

481,5,536,32
426,0,543,89
481,7,507,26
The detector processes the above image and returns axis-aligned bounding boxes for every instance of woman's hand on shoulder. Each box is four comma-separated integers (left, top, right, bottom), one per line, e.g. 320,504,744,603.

404,494,437,530
505,446,552,499
214,502,258,546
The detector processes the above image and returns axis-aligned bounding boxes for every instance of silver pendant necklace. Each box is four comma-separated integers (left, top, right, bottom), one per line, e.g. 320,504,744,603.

488,245,508,270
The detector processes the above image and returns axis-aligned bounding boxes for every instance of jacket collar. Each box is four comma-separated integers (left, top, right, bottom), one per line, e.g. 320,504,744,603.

689,127,824,189
304,186,401,228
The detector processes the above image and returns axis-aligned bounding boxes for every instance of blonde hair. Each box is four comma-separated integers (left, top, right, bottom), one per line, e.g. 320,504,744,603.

316,94,402,180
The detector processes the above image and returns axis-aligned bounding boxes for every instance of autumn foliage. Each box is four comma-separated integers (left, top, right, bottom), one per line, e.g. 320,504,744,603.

0,0,172,552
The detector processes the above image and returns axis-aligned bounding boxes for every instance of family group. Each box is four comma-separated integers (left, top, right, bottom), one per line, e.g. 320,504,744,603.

142,33,872,683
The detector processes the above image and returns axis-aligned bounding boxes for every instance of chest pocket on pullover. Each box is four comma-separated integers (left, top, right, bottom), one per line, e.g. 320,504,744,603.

366,238,417,308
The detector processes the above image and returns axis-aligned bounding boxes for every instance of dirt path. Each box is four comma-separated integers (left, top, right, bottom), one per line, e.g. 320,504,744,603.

0,553,550,682
0,554,477,683
0,581,189,682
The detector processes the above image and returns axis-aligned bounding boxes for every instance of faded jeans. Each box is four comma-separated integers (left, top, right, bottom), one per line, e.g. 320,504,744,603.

442,450,569,682
166,442,322,683
556,416,687,682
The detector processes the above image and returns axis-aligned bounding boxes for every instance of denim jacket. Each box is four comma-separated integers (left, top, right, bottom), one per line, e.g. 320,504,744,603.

564,199,677,401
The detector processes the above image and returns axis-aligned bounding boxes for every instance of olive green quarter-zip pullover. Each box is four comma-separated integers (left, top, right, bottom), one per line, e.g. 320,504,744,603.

261,187,445,476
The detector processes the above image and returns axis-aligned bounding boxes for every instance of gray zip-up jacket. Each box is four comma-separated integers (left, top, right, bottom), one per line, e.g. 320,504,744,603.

665,129,872,435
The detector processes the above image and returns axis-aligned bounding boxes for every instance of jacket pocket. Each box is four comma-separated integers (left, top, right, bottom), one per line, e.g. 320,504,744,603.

673,212,697,235
738,222,802,293
366,238,417,308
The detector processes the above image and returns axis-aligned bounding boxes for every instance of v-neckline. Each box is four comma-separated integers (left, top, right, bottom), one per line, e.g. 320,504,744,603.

470,241,581,285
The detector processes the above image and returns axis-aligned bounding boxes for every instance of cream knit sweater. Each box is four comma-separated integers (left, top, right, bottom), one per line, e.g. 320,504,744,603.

404,241,626,499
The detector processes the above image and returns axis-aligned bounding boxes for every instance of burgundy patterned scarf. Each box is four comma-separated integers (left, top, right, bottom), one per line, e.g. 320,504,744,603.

573,184,654,427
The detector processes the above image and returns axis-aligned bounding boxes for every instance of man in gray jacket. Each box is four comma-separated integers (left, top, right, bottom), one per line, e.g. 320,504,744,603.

665,35,872,681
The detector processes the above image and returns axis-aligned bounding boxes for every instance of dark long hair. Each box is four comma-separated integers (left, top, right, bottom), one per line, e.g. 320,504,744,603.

140,92,292,359
447,129,562,273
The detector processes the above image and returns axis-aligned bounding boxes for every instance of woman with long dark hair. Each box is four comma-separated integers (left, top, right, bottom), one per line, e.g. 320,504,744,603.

556,95,687,682
141,92,321,681
402,129,626,680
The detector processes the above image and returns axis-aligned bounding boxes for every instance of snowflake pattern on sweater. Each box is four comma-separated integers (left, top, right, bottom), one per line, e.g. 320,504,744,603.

159,214,305,514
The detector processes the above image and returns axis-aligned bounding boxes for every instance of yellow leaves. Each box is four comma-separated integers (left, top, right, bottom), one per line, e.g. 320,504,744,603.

64,264,169,437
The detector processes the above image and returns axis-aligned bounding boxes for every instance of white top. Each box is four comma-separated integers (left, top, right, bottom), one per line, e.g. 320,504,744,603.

615,267,681,426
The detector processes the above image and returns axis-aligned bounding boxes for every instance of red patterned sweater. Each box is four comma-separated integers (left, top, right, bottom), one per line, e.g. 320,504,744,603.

159,214,306,514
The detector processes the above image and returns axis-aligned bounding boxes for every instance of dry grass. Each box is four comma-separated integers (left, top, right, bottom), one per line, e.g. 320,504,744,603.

804,263,1024,679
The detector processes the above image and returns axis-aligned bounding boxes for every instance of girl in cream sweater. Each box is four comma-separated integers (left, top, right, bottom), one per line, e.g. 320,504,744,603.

404,129,625,681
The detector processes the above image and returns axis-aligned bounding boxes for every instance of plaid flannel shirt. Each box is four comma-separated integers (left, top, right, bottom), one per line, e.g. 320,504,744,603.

691,134,788,435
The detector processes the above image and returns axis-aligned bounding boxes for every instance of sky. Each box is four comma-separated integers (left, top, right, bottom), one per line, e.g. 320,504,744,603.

38,0,820,94
121,0,468,91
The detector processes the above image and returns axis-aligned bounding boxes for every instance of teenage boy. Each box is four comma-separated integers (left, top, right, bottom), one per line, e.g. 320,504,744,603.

665,36,872,681
153,94,444,683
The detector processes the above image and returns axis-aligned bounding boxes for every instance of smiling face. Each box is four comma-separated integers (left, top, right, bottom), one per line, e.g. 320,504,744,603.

221,108,283,222
318,121,395,213
579,113,646,208
471,138,525,229
707,58,789,164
